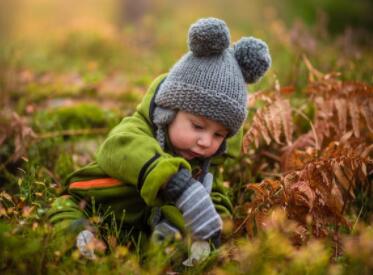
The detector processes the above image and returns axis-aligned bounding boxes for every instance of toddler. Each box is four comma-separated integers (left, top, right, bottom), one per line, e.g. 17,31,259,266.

48,17,271,259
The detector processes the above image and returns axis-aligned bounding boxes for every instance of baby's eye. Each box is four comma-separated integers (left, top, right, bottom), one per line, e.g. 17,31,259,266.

192,123,204,130
214,132,225,138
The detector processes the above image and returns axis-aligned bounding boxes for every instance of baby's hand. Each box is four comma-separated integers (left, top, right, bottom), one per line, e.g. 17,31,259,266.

202,172,213,194
76,230,96,260
151,219,181,243
162,168,222,242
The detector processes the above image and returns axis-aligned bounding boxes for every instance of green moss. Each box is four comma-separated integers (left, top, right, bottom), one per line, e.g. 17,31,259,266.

33,103,121,133
25,84,74,102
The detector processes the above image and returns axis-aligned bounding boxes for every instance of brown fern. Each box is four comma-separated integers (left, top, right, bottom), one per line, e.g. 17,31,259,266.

240,135,372,243
240,58,372,252
304,56,373,144
0,111,36,164
243,88,294,153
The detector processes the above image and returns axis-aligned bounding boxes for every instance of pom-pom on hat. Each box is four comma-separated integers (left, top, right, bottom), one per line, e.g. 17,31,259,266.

155,17,271,136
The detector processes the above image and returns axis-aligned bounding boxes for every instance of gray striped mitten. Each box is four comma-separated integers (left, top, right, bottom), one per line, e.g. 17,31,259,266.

152,219,180,243
201,172,213,194
162,168,222,242
149,207,180,243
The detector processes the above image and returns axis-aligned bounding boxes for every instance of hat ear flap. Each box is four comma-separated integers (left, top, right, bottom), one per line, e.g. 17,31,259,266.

233,37,271,84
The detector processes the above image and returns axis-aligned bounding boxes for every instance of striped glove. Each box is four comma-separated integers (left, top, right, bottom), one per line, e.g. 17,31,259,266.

162,168,222,243
149,207,180,243
152,220,180,243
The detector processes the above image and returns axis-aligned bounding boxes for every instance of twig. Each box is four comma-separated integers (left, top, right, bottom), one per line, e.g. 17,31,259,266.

351,205,364,233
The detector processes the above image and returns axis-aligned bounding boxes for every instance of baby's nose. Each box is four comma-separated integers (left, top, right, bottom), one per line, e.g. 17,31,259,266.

197,133,212,147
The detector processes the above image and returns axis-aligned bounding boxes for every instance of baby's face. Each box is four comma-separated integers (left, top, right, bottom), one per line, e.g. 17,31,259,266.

168,111,228,160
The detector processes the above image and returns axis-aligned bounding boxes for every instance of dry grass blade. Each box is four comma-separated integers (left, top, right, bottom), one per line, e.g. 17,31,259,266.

302,54,324,82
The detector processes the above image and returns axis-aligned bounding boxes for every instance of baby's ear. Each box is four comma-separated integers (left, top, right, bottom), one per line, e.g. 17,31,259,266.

233,37,271,84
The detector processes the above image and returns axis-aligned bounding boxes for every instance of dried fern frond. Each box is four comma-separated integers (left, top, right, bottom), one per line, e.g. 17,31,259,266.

297,56,373,150
305,60,373,141
242,136,372,241
235,179,284,237
281,82,372,170
243,91,294,153
0,111,36,163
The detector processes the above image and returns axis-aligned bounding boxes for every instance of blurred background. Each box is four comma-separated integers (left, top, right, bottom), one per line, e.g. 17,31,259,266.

0,0,372,148
1,0,372,94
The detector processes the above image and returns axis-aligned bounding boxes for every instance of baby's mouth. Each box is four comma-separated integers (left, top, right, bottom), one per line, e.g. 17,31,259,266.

180,150,203,159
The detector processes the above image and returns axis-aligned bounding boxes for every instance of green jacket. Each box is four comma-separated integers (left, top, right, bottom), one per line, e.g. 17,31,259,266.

48,74,243,234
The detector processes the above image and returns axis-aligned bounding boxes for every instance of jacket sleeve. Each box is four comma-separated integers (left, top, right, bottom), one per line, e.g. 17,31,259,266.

95,111,191,207
47,195,87,233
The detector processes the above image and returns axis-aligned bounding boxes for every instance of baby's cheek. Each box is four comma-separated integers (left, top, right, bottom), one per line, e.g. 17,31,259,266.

172,133,192,149
212,140,223,153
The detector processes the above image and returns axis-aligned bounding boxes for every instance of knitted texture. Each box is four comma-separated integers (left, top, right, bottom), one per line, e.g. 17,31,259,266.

162,168,195,202
153,106,176,148
176,182,222,240
234,37,272,83
201,172,213,194
151,220,180,242
188,17,230,56
155,17,271,136
162,168,222,241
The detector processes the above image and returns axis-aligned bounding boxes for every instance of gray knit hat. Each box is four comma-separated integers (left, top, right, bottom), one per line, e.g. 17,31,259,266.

154,17,271,139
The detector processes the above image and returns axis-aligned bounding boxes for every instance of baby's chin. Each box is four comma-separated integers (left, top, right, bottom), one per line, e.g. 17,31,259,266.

176,149,205,160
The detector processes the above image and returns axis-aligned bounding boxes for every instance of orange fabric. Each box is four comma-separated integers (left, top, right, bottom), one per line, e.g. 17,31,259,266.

69,178,122,190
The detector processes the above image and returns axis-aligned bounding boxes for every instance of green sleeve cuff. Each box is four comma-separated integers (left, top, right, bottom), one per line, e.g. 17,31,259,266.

161,205,185,232
140,156,191,206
